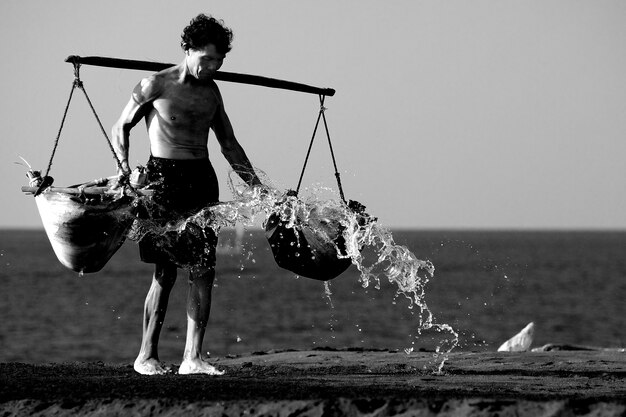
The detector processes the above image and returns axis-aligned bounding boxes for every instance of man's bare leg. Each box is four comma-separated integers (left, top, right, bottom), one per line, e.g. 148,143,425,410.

134,263,177,375
178,267,224,375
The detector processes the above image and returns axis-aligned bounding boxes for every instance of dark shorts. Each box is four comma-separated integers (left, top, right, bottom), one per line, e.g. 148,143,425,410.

138,156,219,269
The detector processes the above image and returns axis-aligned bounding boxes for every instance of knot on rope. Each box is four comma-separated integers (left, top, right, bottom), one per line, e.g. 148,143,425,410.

71,60,84,89
319,94,328,113
70,58,81,79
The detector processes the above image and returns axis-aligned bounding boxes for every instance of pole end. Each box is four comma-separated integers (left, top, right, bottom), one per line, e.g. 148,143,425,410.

65,55,81,64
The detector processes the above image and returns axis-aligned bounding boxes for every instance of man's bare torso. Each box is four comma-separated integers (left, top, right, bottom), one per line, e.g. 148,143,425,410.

113,43,258,187
138,65,223,160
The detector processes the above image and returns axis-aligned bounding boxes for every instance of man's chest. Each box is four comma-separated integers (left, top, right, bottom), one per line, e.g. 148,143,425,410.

153,87,220,127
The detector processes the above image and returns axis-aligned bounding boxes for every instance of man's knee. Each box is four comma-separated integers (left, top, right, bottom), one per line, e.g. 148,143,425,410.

188,265,215,284
154,263,178,287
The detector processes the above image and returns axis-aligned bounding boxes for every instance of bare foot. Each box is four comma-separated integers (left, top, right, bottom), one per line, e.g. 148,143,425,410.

134,357,171,375
178,358,225,375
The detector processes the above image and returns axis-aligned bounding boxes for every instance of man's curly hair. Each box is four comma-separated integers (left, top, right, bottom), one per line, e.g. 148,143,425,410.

181,14,233,54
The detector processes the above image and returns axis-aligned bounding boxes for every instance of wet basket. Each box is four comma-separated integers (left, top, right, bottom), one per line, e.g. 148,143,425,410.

265,208,352,281
35,190,135,273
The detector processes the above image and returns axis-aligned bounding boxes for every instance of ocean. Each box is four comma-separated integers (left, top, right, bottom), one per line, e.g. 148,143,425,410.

0,228,624,364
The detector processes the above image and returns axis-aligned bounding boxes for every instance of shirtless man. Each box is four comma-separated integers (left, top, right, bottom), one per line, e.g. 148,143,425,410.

112,14,262,375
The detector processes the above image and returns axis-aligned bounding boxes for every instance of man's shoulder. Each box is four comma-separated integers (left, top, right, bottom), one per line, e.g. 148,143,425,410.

132,66,182,104
155,64,184,81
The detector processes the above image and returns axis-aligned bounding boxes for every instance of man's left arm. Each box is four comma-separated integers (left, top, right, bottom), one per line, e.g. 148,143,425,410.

212,101,262,187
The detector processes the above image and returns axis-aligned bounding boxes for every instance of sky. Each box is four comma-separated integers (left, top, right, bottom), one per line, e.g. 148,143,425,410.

1,0,625,230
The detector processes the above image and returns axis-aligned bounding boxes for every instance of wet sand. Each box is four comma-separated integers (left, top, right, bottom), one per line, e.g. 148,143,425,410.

1,348,625,416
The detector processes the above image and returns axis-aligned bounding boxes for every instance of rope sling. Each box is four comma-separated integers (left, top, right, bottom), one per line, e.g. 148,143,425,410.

43,58,130,193
265,95,357,281
295,95,345,203
25,60,138,274
24,55,361,279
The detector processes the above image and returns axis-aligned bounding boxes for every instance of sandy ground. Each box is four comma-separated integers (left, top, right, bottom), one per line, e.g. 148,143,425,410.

1,348,625,416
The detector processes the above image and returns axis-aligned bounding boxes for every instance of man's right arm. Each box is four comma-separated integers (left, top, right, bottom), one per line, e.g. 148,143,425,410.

111,76,159,174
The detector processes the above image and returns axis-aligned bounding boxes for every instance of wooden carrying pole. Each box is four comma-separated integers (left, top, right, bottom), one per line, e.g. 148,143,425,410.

21,186,153,197
65,55,336,97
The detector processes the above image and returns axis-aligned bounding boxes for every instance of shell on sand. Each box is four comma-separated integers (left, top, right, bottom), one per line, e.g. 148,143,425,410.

497,322,535,352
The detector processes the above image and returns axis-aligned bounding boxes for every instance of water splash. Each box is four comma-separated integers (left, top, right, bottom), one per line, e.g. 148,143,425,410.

128,172,458,371
323,281,335,308
337,201,459,372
